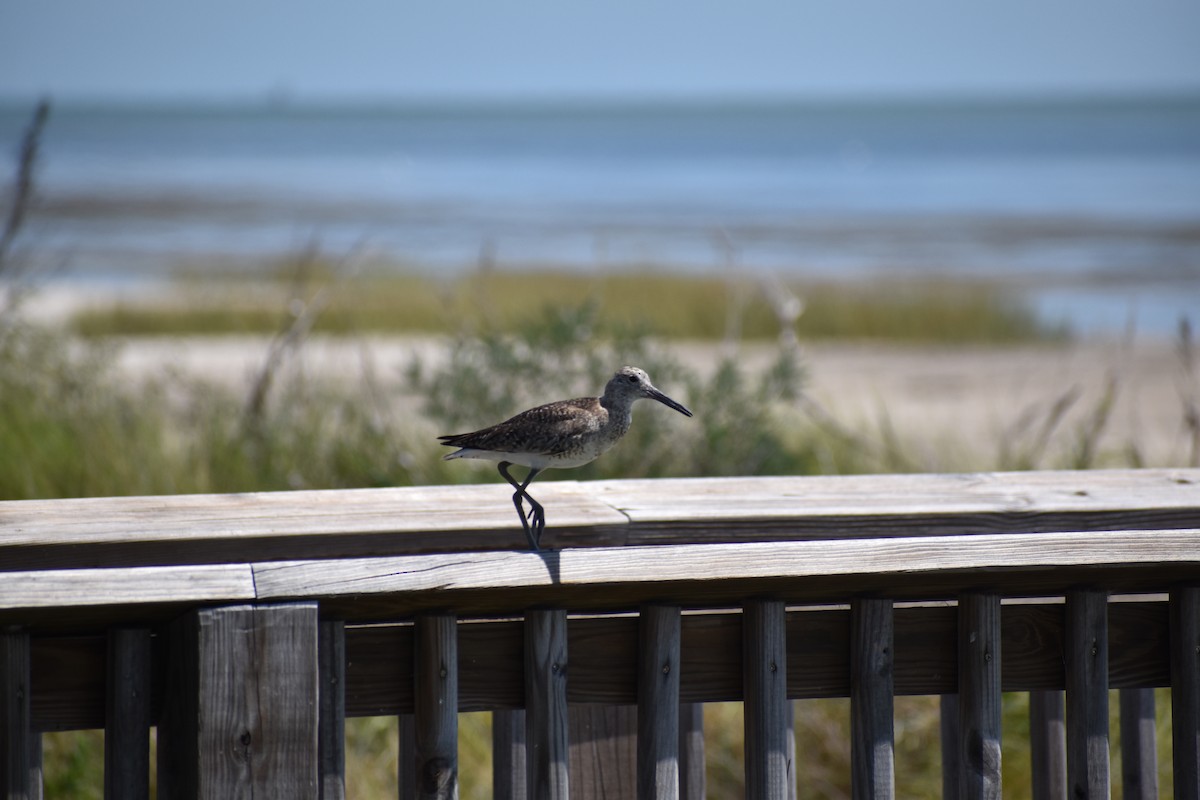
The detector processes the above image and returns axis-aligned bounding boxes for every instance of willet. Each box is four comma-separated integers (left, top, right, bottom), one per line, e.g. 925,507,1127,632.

439,366,693,550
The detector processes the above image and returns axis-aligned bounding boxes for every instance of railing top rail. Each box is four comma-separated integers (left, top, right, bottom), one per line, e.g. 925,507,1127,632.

1,468,1197,572
2,468,1198,631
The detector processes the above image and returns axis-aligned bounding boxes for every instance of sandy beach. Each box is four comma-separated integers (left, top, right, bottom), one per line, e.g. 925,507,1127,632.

101,331,1194,471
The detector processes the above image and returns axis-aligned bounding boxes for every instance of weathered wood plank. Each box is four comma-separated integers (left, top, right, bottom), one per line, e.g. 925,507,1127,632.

318,621,346,800
157,603,320,800
569,705,636,800
678,704,705,800
526,609,569,800
939,695,959,800
850,598,894,800
1066,589,1109,799
0,564,254,613
26,600,1176,730
414,614,457,800
1118,688,1158,800
398,714,416,800
1172,586,1200,800
958,593,1001,800
493,710,526,800
2,469,1195,570
638,605,681,800
744,599,791,800
104,628,152,800
257,529,1200,620
594,468,1200,540
1,630,32,799
0,482,628,569
28,733,41,800
1029,691,1066,800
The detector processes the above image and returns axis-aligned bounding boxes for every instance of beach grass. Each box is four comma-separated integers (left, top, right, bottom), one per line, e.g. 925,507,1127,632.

70,267,1065,343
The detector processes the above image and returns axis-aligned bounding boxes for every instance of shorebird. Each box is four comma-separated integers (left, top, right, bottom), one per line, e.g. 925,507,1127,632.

439,366,693,550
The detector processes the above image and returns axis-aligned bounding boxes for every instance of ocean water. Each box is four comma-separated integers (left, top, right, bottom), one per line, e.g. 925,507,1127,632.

2,98,1199,334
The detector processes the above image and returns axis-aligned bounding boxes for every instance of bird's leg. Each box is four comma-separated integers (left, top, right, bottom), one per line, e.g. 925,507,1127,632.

498,462,544,551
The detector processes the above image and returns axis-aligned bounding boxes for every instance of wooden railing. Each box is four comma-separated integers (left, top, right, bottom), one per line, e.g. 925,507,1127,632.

2,468,1199,798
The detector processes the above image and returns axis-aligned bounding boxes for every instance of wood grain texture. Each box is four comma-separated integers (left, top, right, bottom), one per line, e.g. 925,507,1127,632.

744,600,791,800
958,593,1001,800
637,605,680,800
414,614,458,800
158,604,320,800
593,468,1200,541
398,714,416,800
2,469,1195,571
569,705,636,800
939,694,959,800
26,600,1179,730
1066,589,1109,800
526,610,569,800
1,630,32,800
850,598,894,800
104,628,151,800
1029,691,1066,800
678,704,705,800
317,621,345,800
0,564,254,612
492,710,526,800
0,482,629,569
1118,688,1158,800
1172,586,1200,800
258,528,1200,621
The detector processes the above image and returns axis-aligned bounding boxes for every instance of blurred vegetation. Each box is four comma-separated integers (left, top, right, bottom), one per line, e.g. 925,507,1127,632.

70,266,1066,344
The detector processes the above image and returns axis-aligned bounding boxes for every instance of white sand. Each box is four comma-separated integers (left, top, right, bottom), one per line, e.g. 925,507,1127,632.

104,333,1195,470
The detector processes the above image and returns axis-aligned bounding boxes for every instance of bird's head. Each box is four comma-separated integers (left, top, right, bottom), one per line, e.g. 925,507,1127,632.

606,366,693,417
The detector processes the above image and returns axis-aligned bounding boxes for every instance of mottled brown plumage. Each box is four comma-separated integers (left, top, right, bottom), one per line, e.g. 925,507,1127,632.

439,366,692,550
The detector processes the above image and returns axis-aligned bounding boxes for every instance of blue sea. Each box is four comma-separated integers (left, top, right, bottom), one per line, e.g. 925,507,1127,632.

2,98,1199,335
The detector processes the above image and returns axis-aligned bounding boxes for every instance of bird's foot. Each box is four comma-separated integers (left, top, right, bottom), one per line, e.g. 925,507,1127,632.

527,504,545,549
508,494,537,551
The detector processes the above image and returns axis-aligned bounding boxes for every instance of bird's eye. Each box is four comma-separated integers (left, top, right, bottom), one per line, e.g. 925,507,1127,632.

627,375,638,384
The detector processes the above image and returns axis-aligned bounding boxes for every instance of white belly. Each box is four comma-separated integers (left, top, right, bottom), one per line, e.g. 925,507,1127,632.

444,448,600,470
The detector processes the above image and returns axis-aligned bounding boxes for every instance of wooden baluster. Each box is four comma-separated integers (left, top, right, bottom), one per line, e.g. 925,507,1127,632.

638,604,681,800
679,704,706,800
414,614,458,800
744,599,790,800
493,710,526,800
1172,585,1200,800
105,628,152,800
1118,688,1158,800
1066,589,1109,799
318,620,346,800
1,629,32,799
398,715,416,800
958,593,1001,800
1029,690,1066,800
158,603,320,799
851,598,895,800
526,609,569,800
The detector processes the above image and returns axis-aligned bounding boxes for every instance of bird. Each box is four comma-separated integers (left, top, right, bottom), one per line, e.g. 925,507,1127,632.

439,366,693,550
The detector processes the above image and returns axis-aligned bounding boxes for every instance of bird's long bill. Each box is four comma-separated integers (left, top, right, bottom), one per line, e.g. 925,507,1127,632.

648,387,693,417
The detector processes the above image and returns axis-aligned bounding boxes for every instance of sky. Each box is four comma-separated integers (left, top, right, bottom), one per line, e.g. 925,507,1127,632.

2,0,1200,103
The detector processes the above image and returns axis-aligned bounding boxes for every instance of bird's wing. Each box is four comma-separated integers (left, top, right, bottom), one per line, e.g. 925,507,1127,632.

440,399,602,454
